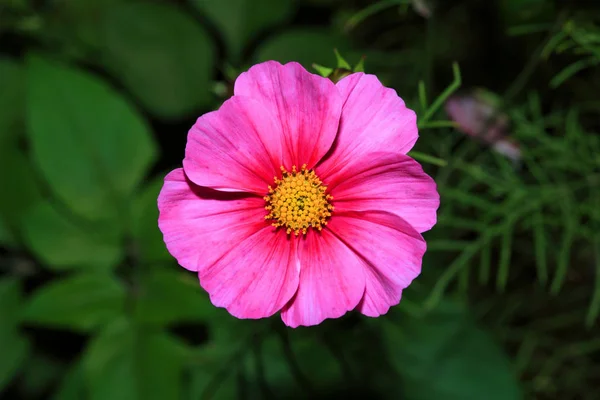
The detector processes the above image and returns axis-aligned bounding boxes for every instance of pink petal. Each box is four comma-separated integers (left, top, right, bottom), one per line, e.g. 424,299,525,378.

280,230,366,328
158,168,268,272
327,152,439,233
234,61,343,169
183,96,283,194
317,73,418,183
199,229,299,319
327,211,426,318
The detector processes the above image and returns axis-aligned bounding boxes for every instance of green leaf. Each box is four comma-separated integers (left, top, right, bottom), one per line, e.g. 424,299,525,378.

0,278,30,393
131,176,171,263
290,334,345,391
254,28,352,69
0,218,17,248
100,2,216,119
353,56,366,72
245,336,300,397
21,202,123,271
0,278,23,332
500,0,555,25
26,54,157,222
46,0,128,52
134,268,219,326
0,58,24,142
312,63,334,77
0,145,42,225
384,301,523,400
0,333,29,393
23,273,126,332
191,0,295,62
83,319,185,400
333,48,351,69
18,355,63,398
52,364,85,400
185,346,238,400
0,111,42,243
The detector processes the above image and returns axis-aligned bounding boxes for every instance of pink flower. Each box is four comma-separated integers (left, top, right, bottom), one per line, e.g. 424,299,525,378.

158,61,439,327
445,90,522,162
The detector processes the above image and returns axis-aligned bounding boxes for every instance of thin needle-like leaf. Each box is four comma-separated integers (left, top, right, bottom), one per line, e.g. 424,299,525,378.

345,0,410,31
550,193,577,295
515,333,538,373
585,238,600,327
407,151,447,167
418,80,428,112
421,62,462,124
550,56,599,88
497,217,516,292
533,210,549,286
479,241,491,285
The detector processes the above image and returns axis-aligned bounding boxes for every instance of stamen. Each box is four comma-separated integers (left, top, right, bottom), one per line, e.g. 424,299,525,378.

264,165,334,236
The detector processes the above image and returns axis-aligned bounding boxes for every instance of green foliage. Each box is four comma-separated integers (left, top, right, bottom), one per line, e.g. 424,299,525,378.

500,0,555,26
133,268,219,326
0,137,43,240
0,58,24,141
21,202,124,271
26,54,157,223
0,218,16,248
131,176,172,263
254,28,352,69
18,355,63,398
191,0,296,62
0,337,29,393
384,301,522,400
98,2,216,119
52,364,85,400
543,18,600,88
83,319,186,400
23,273,126,331
0,278,30,393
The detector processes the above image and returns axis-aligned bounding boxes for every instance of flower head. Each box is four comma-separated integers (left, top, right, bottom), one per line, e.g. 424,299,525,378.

158,61,439,327
445,89,521,162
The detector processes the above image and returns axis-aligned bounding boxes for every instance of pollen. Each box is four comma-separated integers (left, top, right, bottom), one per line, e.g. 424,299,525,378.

264,164,334,236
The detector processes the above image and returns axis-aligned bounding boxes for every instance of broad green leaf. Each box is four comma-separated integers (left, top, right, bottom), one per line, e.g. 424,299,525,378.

131,176,170,263
0,65,52,265
191,0,295,62
0,333,29,393
186,346,238,400
0,115,42,241
186,318,271,399
0,218,16,248
0,278,30,393
0,58,24,142
26,54,157,222
46,0,128,51
284,330,344,392
384,301,523,400
0,278,23,332
244,335,303,397
52,364,85,400
500,0,555,25
99,2,216,119
83,319,185,400
20,202,123,271
18,355,63,398
254,28,351,69
134,268,218,326
23,273,126,332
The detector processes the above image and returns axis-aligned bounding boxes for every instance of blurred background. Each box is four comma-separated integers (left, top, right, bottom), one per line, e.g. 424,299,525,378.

1,0,599,399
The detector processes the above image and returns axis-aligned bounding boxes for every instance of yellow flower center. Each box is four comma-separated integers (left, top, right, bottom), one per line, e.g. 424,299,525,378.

264,164,333,235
